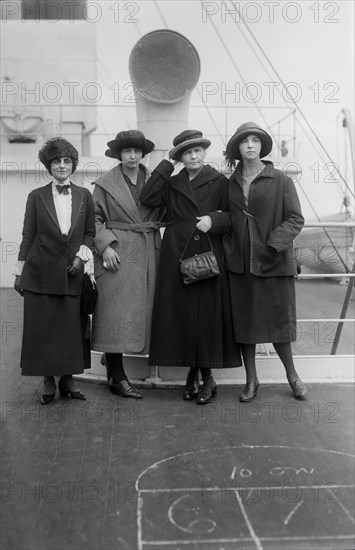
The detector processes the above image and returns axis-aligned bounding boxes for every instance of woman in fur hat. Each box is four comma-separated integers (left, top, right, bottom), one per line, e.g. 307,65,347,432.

91,130,163,399
224,122,307,401
14,137,95,404
140,130,242,404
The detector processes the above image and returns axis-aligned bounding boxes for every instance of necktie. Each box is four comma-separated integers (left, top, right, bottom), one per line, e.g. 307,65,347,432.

56,184,70,195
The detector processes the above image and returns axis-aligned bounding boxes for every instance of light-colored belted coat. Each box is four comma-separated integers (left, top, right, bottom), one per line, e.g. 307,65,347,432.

91,163,163,354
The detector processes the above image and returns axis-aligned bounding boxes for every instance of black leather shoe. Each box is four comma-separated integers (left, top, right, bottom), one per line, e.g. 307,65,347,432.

289,378,307,400
183,368,200,400
239,380,260,402
58,380,87,400
40,393,55,405
196,377,217,404
109,378,143,399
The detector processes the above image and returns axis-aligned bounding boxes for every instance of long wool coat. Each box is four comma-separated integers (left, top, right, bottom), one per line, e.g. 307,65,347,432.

139,160,242,369
91,163,163,354
224,161,305,343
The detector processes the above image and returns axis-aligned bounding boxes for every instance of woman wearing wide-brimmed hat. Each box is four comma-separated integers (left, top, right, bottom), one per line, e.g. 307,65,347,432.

14,137,95,404
140,130,242,404
224,122,307,401
92,130,163,399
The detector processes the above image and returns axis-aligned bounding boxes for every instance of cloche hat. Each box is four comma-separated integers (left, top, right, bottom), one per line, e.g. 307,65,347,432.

105,130,155,160
169,130,211,161
225,122,272,161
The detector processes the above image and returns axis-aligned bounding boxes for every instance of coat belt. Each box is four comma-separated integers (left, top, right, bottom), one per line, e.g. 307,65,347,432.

106,221,163,233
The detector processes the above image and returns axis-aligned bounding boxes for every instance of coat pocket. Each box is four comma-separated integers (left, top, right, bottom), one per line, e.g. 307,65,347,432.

223,233,239,272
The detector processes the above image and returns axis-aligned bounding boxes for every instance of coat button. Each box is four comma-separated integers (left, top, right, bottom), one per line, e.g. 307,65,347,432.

194,235,200,241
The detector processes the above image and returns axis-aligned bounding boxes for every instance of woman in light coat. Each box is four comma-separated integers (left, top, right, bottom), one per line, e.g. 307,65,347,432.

92,130,163,399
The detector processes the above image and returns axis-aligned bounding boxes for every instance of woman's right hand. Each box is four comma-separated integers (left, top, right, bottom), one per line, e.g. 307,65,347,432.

14,276,24,296
102,245,120,272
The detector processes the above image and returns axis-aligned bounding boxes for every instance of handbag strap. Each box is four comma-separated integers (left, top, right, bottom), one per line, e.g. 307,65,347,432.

180,229,214,261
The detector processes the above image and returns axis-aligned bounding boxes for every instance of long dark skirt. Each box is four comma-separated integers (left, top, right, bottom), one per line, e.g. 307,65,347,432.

21,292,91,376
229,232,297,344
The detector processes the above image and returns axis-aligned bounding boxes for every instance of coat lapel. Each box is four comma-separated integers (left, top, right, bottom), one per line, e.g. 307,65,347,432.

40,183,61,230
95,164,143,223
68,183,84,239
171,167,199,211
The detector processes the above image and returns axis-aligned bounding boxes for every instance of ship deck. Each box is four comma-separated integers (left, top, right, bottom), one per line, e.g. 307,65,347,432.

1,285,354,550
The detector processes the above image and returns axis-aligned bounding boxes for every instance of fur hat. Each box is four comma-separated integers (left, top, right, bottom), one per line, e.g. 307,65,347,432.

38,137,79,174
169,130,211,161
105,130,155,160
225,122,272,162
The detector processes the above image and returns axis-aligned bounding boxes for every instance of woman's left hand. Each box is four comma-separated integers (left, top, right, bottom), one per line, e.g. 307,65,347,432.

196,215,212,233
67,256,83,276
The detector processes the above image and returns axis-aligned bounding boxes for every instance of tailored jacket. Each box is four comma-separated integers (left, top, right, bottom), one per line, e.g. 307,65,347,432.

18,182,95,295
224,161,304,277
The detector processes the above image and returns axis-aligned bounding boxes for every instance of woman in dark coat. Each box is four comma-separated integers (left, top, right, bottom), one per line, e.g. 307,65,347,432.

140,130,242,404
14,137,95,404
224,122,307,402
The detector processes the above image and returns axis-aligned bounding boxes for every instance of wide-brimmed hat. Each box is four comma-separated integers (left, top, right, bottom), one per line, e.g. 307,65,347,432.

169,130,211,161
105,130,155,159
225,122,272,161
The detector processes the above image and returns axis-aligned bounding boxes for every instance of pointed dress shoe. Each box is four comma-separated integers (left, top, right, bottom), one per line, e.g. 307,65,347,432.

40,376,56,405
196,377,217,404
183,368,200,400
239,379,260,402
289,378,307,400
109,378,143,399
40,393,56,405
58,380,87,400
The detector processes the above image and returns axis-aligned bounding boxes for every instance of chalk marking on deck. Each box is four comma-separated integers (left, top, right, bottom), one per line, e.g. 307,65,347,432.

137,492,144,550
136,445,355,548
167,494,216,535
284,500,304,525
140,534,355,546
138,484,355,493
135,445,355,491
337,500,355,525
234,488,263,550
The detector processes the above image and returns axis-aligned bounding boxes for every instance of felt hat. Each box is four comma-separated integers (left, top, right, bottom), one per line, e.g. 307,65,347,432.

225,122,272,161
169,130,211,161
105,130,155,159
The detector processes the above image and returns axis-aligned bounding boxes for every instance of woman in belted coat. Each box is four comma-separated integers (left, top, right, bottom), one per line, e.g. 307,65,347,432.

224,122,307,402
14,137,95,404
91,130,163,399
140,130,242,404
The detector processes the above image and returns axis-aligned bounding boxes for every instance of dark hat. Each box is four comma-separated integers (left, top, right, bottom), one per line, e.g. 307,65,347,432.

105,130,155,159
38,137,79,174
225,122,272,161
169,130,211,161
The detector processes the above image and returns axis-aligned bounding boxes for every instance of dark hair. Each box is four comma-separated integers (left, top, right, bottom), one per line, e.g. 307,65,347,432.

116,147,143,161
38,137,79,174
223,150,237,171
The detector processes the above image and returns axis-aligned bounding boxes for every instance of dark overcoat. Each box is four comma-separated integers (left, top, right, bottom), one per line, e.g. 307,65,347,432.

19,182,95,294
224,161,304,344
91,164,163,354
139,160,242,369
224,161,304,277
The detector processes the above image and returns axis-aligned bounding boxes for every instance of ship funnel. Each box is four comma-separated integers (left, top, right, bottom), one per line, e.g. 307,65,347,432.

129,30,200,167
